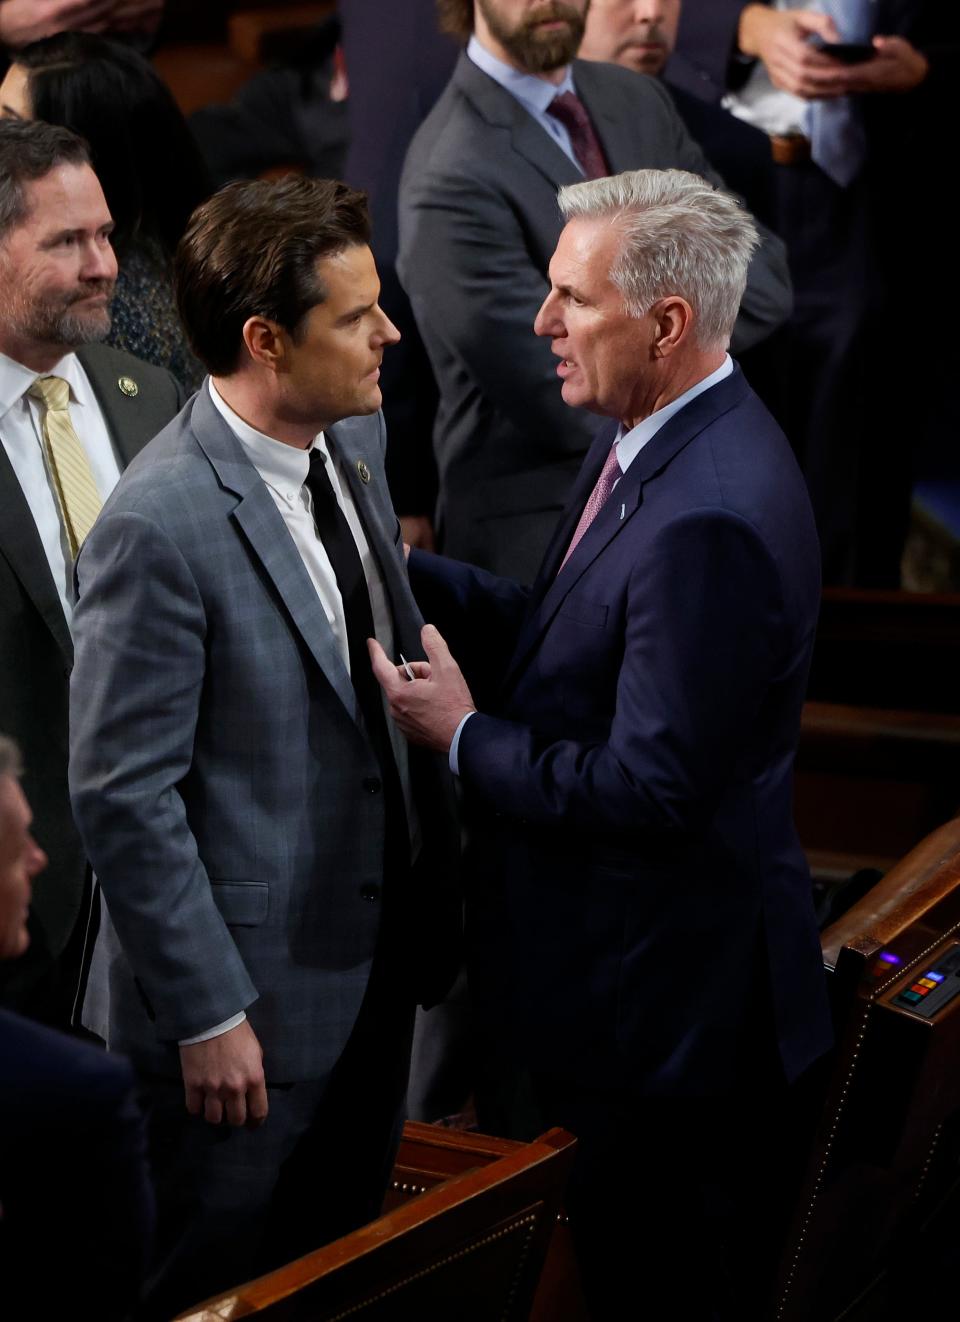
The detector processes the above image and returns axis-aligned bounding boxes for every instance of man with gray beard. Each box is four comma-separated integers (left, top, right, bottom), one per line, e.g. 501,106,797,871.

0,119,185,1028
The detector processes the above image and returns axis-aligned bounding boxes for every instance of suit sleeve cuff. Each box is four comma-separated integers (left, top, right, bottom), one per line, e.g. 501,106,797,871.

179,1011,247,1046
449,711,475,776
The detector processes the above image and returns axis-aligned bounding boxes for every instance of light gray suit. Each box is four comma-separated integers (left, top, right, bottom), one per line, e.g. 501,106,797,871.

398,54,793,583
70,385,459,1081
68,385,460,1310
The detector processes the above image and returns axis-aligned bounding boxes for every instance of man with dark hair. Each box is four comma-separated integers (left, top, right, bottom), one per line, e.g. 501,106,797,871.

69,174,461,1316
0,733,155,1320
399,0,792,583
0,118,185,1028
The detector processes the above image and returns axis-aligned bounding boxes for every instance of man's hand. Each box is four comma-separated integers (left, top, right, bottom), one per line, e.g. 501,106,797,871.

179,1018,268,1128
368,624,476,753
738,4,854,99
399,514,436,553
840,36,929,94
0,0,116,45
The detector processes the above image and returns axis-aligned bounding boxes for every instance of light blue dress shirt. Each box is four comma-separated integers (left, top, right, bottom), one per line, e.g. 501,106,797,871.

466,35,583,173
448,355,734,774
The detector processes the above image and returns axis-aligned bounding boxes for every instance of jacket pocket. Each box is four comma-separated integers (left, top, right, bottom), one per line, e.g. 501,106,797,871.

557,596,609,629
209,880,269,927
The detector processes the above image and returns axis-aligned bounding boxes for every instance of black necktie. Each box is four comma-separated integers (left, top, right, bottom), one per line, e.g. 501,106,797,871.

304,449,409,862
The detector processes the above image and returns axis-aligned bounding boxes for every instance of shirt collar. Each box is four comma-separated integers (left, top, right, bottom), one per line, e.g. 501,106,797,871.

615,355,734,474
0,348,87,423
208,379,328,501
467,34,575,116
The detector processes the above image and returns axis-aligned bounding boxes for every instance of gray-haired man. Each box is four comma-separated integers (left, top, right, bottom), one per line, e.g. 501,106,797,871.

376,169,831,1320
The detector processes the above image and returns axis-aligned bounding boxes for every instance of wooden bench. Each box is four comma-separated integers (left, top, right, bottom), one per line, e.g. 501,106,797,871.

774,818,960,1320
174,1125,579,1321
796,588,960,891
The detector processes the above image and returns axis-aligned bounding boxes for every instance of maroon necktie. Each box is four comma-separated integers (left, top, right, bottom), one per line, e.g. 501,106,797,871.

547,91,610,180
558,440,621,572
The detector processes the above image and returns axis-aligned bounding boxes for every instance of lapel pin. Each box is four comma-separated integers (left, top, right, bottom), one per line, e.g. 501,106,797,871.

356,460,371,484
619,502,626,520
118,375,139,398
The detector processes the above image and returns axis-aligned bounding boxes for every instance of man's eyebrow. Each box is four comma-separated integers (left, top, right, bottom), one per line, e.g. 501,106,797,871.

335,300,375,324
39,220,115,247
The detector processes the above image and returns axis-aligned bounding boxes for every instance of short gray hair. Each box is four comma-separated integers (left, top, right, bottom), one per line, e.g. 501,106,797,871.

0,119,90,240
0,735,22,779
557,169,759,351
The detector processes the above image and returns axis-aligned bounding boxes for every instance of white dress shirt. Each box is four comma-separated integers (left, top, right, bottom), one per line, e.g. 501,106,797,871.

0,349,122,626
448,356,734,774
724,0,876,137
184,384,420,1046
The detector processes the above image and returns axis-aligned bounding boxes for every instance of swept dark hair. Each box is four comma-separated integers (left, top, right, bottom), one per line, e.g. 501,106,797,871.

15,32,211,259
0,118,89,237
175,175,371,376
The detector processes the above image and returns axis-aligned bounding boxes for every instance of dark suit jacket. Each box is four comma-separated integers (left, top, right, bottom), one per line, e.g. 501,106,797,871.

0,1008,154,1318
410,366,832,1095
71,389,460,1081
398,53,793,583
0,346,186,1018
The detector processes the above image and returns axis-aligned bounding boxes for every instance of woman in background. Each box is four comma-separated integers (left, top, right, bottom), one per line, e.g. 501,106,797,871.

1,32,210,391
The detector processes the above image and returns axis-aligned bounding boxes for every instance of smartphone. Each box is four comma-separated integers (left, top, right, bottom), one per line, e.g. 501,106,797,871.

810,37,876,64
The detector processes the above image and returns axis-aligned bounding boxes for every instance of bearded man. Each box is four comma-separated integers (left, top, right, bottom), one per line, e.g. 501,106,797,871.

398,0,792,583
0,118,185,1027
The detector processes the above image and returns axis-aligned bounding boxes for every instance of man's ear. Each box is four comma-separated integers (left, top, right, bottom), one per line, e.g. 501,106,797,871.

651,297,694,358
241,316,286,371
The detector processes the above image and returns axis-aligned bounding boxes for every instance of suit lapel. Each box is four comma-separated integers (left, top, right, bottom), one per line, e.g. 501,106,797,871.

190,390,360,725
0,445,72,663
502,367,751,694
455,55,583,194
573,60,656,173
78,346,170,468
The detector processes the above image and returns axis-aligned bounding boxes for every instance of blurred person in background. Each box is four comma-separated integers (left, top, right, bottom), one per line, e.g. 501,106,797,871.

0,732,155,1321
1,31,209,389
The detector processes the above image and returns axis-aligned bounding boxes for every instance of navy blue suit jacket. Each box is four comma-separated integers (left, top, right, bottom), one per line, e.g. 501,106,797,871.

411,366,832,1095
0,1009,154,1317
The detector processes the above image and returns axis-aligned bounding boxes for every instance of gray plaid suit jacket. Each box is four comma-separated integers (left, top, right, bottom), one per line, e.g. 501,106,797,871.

69,385,460,1082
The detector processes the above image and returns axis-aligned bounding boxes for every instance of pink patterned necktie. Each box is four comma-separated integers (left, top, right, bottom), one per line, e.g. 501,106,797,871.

559,441,621,572
547,91,610,179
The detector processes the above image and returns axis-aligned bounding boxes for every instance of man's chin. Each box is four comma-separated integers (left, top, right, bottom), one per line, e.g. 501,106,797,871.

53,310,112,347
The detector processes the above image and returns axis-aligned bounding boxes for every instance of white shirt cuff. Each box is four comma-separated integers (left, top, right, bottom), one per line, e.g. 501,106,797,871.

179,1010,247,1046
449,711,475,776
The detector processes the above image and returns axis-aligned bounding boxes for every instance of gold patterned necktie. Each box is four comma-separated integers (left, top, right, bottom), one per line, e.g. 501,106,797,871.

28,374,102,558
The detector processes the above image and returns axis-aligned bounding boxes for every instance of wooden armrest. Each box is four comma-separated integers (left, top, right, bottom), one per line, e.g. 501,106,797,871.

820,816,960,967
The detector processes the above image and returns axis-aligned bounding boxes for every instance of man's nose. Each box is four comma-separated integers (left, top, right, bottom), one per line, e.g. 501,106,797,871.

634,0,666,21
381,312,402,346
82,238,118,282
534,293,560,337
26,833,47,879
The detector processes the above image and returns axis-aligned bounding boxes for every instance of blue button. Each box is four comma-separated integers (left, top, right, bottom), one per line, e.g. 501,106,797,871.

926,971,945,983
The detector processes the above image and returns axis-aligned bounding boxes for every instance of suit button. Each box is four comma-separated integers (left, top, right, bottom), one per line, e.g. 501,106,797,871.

360,884,381,902
362,777,382,794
